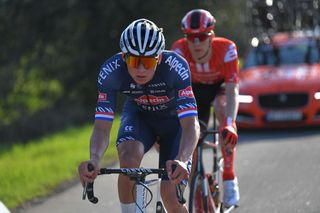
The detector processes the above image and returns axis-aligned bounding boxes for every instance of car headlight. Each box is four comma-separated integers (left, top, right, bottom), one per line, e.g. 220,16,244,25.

238,95,253,103
314,92,320,100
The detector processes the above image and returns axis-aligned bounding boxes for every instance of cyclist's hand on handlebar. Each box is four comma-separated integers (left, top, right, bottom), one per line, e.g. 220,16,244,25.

166,160,189,185
219,118,238,149
78,161,99,186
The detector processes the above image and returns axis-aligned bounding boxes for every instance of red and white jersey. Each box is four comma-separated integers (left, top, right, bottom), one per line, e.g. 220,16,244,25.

171,37,239,84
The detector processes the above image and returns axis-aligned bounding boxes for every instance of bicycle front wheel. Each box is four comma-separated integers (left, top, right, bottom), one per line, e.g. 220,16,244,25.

189,171,210,213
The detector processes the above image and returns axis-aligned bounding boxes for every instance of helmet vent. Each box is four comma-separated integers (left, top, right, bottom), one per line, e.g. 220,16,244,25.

190,11,201,29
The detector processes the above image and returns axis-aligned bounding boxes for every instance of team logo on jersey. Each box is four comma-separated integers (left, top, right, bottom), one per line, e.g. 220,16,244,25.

135,95,169,105
178,86,194,98
98,92,107,102
124,125,133,132
98,59,121,85
130,83,136,89
224,44,238,63
130,83,142,89
165,56,189,81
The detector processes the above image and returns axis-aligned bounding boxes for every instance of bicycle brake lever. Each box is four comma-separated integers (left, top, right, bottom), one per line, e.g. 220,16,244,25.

171,164,186,204
176,184,186,204
85,163,99,204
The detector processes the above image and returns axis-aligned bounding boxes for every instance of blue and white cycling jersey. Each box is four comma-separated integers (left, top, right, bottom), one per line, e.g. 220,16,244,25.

95,50,198,121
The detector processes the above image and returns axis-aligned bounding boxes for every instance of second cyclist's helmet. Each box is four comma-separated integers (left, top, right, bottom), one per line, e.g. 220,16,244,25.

120,19,165,57
181,9,216,34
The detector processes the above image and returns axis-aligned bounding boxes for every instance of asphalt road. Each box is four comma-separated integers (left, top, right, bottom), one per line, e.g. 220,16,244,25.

15,127,320,213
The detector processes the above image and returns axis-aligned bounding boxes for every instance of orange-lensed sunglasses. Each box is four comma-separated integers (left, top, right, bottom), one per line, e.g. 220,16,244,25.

125,54,159,69
186,33,211,43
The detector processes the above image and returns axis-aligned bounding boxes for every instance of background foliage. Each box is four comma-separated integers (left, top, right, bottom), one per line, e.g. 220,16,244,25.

0,0,248,143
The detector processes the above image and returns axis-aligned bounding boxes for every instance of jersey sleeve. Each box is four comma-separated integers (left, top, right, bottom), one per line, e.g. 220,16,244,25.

164,52,198,119
176,84,198,119
94,54,122,121
222,42,239,84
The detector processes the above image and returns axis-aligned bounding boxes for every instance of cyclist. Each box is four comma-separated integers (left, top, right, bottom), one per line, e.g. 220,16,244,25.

171,9,240,207
78,18,200,213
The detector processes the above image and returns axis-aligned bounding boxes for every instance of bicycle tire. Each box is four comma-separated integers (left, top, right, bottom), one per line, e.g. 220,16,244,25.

189,171,209,213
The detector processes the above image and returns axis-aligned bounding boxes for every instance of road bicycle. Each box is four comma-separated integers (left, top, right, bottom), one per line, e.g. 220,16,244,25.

83,163,186,213
188,119,237,213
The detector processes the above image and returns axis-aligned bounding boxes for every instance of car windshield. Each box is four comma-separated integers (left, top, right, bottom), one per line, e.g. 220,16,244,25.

244,39,320,69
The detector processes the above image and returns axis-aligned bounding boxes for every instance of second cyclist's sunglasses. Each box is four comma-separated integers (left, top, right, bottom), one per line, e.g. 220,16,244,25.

185,33,212,43
125,54,159,69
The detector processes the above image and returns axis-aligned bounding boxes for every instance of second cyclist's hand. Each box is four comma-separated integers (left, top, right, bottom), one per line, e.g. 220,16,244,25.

78,161,99,186
220,120,238,149
166,160,189,185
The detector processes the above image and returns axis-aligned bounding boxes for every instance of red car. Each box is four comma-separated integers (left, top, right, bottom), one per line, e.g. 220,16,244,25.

237,31,320,129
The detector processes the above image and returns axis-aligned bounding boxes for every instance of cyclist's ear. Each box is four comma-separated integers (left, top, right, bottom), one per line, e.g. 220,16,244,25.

121,53,126,61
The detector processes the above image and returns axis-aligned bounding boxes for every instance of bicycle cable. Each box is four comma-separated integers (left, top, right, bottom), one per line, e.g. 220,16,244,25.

133,181,154,213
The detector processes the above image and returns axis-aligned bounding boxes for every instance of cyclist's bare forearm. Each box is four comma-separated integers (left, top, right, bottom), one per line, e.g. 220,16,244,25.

225,83,239,120
177,116,200,162
90,120,112,164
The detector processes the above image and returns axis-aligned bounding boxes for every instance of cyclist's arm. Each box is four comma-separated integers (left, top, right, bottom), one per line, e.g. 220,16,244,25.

166,51,200,182
167,115,200,184
220,82,239,148
225,82,239,121
223,41,239,122
90,119,112,166
78,119,112,185
177,116,200,163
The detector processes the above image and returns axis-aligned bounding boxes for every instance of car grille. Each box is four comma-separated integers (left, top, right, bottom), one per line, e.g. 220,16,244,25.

258,93,309,109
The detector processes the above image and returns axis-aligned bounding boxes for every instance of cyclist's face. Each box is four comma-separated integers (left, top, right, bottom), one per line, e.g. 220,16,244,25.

186,33,212,62
126,55,161,85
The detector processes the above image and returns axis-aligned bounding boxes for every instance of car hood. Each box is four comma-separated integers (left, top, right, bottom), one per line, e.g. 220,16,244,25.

240,64,320,90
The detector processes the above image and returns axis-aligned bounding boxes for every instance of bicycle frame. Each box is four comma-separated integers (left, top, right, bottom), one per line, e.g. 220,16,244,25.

192,128,223,213
189,116,237,213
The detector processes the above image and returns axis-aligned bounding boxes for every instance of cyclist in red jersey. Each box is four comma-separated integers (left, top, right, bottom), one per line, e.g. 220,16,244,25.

171,9,240,207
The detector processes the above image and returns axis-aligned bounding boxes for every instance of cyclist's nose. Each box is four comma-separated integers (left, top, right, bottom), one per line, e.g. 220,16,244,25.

192,39,201,46
137,63,147,72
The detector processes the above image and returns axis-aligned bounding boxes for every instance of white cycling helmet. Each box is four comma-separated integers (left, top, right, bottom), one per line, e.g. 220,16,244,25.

120,19,165,57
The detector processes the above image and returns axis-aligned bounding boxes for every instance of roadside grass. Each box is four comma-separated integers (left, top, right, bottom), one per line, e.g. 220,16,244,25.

0,118,120,210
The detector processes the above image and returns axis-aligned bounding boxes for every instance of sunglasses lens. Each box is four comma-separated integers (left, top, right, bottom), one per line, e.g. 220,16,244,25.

125,55,139,68
186,33,210,42
125,55,158,69
140,57,158,69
